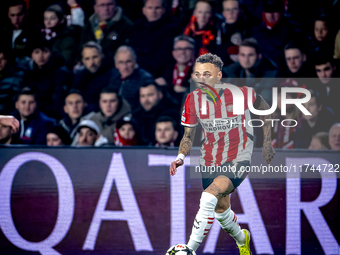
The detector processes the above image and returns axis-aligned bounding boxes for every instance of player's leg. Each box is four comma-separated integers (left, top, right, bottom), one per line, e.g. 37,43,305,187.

215,195,246,246
187,176,234,251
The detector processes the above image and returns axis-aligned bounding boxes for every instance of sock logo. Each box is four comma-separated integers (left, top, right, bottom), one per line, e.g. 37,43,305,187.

193,218,202,229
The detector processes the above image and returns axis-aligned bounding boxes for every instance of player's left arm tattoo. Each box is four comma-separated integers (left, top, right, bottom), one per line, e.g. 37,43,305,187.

255,94,275,163
178,126,196,156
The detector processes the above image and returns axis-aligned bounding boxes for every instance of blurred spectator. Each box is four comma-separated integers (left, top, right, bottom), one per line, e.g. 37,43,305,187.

217,0,252,65
128,0,180,77
333,30,340,59
308,132,330,150
0,47,23,115
132,81,180,145
72,119,108,146
41,4,83,70
223,38,277,104
154,116,180,147
2,0,34,58
294,89,336,148
72,41,120,111
278,41,314,78
85,86,131,143
329,123,340,150
113,45,153,109
46,125,72,146
183,0,223,56
59,90,88,140
114,116,139,146
271,79,302,149
312,56,340,121
66,0,85,27
22,39,72,120
12,87,56,145
80,0,133,60
156,35,195,101
309,13,336,57
251,0,301,69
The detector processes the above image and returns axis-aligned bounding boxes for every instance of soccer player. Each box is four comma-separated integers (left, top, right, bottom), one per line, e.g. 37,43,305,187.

169,53,275,254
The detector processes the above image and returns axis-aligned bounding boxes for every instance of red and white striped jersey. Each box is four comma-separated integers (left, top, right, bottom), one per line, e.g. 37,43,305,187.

181,85,256,166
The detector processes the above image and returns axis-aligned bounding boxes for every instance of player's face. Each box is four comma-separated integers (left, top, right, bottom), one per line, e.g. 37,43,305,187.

238,46,259,70
115,51,136,79
285,49,305,74
99,93,119,117
194,1,212,29
46,133,63,146
314,20,328,42
78,127,98,146
329,124,340,150
82,47,103,73
140,85,162,111
15,95,37,118
302,97,321,121
308,137,327,150
193,62,222,93
222,0,240,24
119,123,135,140
155,121,177,144
315,62,335,84
64,94,86,120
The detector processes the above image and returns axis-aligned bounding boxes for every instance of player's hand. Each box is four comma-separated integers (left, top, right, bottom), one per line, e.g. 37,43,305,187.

262,142,275,164
0,116,19,133
169,159,184,176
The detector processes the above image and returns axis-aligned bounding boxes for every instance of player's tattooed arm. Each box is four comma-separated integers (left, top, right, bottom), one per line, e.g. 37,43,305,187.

178,126,196,156
256,95,276,164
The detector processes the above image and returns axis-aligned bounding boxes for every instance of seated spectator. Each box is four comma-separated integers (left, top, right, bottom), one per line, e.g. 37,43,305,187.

154,116,180,147
223,38,277,104
312,56,340,121
114,117,139,146
72,41,120,111
294,89,336,148
22,39,72,119
329,123,340,150
85,87,131,143
278,41,314,78
0,47,23,114
308,132,330,150
72,119,108,146
251,0,301,69
66,0,85,27
113,45,153,109
12,87,56,144
0,115,21,145
128,0,180,77
41,4,82,70
46,125,72,146
271,79,302,149
309,13,336,58
156,35,195,101
217,0,252,65
2,0,35,58
80,0,133,60
183,0,223,56
132,81,180,145
59,89,88,139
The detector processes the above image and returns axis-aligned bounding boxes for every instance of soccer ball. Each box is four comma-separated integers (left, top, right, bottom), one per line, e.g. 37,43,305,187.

166,244,196,255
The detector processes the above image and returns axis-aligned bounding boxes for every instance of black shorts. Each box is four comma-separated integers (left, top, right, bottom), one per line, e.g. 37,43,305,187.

201,160,250,193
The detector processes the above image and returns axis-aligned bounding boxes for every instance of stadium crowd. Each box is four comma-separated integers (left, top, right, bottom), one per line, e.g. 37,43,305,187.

0,0,340,150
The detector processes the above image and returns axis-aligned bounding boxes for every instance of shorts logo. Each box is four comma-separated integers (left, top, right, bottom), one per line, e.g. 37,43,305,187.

236,166,246,178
